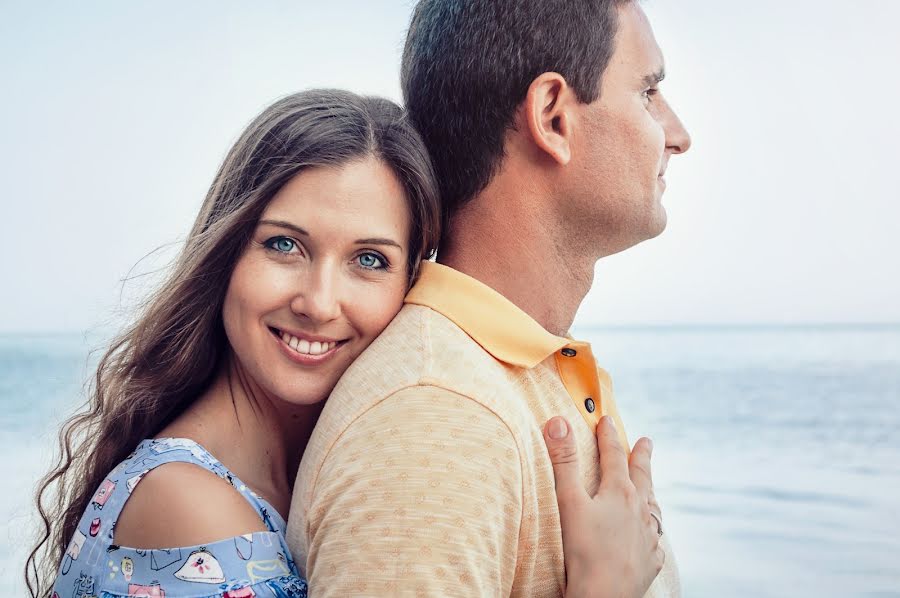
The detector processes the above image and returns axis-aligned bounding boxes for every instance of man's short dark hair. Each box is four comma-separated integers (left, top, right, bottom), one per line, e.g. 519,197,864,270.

401,0,630,224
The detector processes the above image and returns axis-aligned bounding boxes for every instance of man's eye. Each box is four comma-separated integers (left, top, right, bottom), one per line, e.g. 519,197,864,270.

264,236,298,254
643,88,658,102
357,252,387,270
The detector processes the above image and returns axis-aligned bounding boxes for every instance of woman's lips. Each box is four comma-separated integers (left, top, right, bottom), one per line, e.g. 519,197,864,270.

269,327,346,366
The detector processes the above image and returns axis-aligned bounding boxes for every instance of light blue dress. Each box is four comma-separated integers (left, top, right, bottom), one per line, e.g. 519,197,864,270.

51,437,308,598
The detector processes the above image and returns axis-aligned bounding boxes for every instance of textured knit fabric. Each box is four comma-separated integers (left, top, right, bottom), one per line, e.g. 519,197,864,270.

287,261,680,597
52,437,308,598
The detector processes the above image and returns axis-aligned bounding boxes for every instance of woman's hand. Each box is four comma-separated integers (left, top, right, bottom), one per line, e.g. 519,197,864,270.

543,415,664,598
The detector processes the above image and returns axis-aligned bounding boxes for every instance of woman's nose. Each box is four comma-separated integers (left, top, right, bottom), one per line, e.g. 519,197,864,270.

290,265,342,324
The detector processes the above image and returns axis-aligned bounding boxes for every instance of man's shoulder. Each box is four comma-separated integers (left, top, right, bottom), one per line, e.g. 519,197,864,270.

330,303,514,406
330,303,432,392
300,302,535,474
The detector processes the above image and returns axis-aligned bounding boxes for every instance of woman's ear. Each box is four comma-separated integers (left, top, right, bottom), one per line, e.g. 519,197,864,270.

523,72,574,165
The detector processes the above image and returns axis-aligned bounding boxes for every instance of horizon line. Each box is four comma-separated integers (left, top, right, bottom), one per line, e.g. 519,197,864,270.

2,321,900,338
573,321,900,331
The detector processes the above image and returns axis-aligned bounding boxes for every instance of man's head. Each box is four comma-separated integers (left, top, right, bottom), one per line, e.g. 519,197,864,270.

402,0,691,257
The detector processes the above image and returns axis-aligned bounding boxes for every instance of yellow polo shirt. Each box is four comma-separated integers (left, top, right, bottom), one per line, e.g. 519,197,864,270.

287,261,680,597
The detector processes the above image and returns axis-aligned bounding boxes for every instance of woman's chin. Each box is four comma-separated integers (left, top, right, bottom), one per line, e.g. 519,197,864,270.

271,378,336,406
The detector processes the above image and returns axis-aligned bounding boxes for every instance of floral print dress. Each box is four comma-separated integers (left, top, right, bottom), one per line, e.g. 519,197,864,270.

52,438,308,597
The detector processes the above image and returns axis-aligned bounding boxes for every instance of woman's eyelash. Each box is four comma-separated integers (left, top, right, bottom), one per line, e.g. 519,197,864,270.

357,252,389,270
261,237,390,271
262,236,299,254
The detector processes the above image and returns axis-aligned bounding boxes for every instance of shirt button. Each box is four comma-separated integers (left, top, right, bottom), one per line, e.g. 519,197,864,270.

561,348,577,357
584,398,596,413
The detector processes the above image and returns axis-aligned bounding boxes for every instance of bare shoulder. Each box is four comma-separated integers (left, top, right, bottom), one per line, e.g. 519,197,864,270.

113,461,268,549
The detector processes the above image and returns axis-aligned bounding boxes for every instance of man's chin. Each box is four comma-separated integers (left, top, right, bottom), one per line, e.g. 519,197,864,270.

630,205,667,245
599,223,666,259
647,207,668,239
631,209,668,249
589,205,668,258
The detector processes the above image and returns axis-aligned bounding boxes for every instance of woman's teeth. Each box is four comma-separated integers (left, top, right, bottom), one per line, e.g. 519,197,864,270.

280,332,337,355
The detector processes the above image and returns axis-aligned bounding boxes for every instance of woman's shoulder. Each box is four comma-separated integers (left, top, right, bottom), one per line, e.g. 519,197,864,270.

110,437,285,547
53,438,306,597
113,458,269,548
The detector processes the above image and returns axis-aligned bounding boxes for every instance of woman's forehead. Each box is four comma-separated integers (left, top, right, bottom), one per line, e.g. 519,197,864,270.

260,160,411,244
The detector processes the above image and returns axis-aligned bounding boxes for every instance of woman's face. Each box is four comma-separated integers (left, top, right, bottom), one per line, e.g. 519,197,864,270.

222,157,411,405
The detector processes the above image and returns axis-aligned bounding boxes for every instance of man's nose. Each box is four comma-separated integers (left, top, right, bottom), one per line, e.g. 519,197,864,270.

665,104,692,155
291,264,342,324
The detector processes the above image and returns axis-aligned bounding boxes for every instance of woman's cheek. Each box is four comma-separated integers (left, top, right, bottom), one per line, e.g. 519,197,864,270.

248,256,303,305
351,280,407,337
225,254,293,332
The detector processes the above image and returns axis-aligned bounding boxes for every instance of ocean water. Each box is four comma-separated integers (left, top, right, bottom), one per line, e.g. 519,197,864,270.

2,326,899,596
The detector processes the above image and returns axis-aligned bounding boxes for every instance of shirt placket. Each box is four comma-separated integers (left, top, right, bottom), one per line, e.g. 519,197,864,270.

554,342,629,450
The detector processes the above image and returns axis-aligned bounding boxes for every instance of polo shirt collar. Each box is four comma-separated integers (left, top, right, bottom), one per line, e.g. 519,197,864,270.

404,261,569,368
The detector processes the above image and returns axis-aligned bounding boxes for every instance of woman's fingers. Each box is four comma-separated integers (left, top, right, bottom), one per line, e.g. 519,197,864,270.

647,489,662,529
628,436,654,499
596,415,630,489
597,419,665,537
549,414,667,598
629,437,664,538
542,416,586,507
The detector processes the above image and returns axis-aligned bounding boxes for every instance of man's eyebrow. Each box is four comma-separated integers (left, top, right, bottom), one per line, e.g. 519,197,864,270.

258,219,309,236
641,68,666,88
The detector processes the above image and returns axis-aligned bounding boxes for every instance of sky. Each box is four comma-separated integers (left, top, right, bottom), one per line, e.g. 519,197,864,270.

1,0,898,332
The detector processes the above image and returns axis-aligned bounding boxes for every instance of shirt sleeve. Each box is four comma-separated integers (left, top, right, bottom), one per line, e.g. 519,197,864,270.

304,385,523,596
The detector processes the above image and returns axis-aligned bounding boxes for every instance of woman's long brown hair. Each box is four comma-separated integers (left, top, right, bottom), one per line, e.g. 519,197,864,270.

25,89,440,596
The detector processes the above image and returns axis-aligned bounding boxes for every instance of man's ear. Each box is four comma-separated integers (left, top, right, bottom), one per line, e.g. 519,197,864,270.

523,72,574,165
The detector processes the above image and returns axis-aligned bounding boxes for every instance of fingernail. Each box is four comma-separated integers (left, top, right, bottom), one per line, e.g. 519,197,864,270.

604,416,617,431
648,438,654,453
549,417,568,439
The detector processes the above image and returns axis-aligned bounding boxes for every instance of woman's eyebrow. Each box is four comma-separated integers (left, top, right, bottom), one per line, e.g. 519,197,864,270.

260,220,400,249
355,238,401,249
258,219,309,236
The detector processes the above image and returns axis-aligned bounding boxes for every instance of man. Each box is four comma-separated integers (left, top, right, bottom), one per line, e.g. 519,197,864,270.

286,0,691,595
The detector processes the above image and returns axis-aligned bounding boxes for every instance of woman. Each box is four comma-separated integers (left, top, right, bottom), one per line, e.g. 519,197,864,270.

27,89,664,597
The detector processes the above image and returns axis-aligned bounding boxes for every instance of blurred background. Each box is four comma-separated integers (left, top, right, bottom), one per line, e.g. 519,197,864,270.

2,1,898,596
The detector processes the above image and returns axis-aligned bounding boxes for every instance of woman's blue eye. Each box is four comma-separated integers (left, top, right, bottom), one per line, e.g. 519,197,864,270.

265,237,297,254
357,252,386,270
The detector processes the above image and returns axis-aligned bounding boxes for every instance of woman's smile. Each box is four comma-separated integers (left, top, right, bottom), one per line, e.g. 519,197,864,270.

36,89,442,598
269,325,349,366
221,158,413,406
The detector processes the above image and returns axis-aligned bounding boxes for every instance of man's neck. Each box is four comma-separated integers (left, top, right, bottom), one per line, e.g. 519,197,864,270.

438,185,595,337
